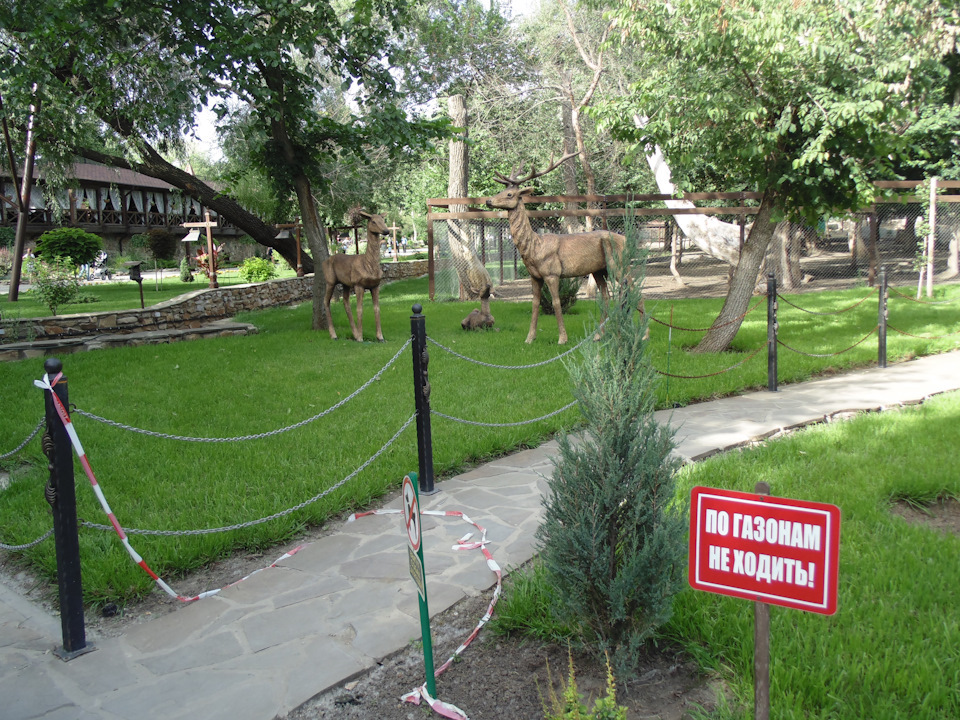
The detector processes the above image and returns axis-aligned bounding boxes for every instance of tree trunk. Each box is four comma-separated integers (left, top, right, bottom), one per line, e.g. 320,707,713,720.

76,146,313,274
565,82,596,231
772,221,803,290
446,94,491,300
693,193,777,353
6,90,39,302
559,102,582,234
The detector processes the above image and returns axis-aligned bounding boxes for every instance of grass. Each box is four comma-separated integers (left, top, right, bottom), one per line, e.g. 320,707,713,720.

495,392,960,719
668,391,960,719
0,276,958,608
0,267,299,318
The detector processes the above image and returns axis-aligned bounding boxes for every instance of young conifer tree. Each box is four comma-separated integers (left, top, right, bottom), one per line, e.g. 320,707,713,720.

536,228,687,676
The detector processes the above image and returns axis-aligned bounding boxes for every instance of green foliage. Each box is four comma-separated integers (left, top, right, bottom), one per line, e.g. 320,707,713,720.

0,226,15,248
671,392,960,718
239,256,279,283
35,227,103,266
143,228,178,261
541,651,627,720
0,247,12,278
179,257,195,283
540,276,581,315
594,0,959,221
493,560,577,644
536,238,687,675
30,257,80,315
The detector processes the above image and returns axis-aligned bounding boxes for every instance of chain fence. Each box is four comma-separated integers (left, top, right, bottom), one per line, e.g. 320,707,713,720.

3,248,957,587
428,185,960,304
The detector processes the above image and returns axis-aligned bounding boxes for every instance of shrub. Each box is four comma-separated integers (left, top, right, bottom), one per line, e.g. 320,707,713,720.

179,257,195,282
35,227,103,266
144,228,178,261
31,257,81,315
536,234,686,677
0,247,12,278
540,276,582,315
239,256,278,283
541,652,627,720
0,227,15,248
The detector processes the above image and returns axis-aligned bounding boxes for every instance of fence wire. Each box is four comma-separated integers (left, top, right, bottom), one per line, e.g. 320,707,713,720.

431,193,960,304
81,413,417,537
1,417,45,459
0,528,53,551
72,339,411,443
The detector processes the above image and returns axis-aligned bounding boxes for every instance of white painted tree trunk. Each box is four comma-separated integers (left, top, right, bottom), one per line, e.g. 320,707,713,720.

645,144,741,266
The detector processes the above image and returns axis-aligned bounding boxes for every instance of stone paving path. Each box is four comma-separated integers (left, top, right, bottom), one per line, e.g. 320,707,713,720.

1,351,958,720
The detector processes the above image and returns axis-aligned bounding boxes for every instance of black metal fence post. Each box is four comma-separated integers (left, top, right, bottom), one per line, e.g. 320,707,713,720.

410,305,437,495
878,266,887,369
767,273,778,392
41,358,93,660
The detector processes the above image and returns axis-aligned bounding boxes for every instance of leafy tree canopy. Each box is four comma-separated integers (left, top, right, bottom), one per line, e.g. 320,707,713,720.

592,0,960,221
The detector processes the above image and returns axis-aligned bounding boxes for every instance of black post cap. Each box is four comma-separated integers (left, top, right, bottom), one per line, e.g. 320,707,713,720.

412,303,423,315
44,358,63,374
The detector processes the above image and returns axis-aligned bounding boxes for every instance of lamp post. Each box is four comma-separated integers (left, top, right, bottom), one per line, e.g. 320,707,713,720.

182,211,219,288
275,220,304,277
180,228,200,269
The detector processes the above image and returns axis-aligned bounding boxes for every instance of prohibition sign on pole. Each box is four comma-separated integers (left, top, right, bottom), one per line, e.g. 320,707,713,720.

402,475,421,552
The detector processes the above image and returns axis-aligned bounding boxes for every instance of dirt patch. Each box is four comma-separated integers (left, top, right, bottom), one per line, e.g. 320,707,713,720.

280,590,721,720
890,496,960,537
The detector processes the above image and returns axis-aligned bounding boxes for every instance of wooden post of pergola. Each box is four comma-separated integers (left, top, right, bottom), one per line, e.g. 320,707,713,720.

182,210,218,288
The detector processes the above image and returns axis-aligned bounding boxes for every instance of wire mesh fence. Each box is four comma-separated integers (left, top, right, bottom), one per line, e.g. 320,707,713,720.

427,182,960,304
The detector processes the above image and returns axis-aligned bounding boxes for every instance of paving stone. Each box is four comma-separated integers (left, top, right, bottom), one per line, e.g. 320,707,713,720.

45,640,139,695
138,630,244,675
217,565,310,602
347,610,420,659
396,581,467,622
272,575,351,610
240,596,336,653
338,551,408,581
324,583,408,622
123,595,235,653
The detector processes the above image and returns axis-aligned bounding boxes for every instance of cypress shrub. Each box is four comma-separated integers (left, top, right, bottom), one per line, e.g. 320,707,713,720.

536,234,687,677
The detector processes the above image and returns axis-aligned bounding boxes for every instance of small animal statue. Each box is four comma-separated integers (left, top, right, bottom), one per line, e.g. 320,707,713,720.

322,211,388,342
461,287,495,330
486,152,634,344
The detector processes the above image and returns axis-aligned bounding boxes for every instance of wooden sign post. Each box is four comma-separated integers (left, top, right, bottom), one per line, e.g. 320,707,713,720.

182,211,219,288
688,484,841,718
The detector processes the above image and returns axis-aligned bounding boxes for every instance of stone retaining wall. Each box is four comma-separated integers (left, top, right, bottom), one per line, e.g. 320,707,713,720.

0,261,429,343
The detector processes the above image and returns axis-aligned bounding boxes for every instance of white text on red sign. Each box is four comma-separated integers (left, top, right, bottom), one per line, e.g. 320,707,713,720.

688,487,841,615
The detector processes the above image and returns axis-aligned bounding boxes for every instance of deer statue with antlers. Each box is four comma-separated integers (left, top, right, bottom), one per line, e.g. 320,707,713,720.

322,210,388,342
487,152,640,344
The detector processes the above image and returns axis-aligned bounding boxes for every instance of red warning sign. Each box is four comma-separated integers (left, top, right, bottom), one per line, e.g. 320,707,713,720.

688,486,841,615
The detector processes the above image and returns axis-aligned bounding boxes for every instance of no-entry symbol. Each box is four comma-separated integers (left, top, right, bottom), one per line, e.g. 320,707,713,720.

402,474,421,552
688,486,841,615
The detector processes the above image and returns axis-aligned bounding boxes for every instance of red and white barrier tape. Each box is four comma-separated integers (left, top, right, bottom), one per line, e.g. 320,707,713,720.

347,507,504,720
39,371,500,718
35,372,306,603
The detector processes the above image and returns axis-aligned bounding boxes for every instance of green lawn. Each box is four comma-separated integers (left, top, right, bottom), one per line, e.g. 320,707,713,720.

1,277,958,609
665,390,960,720
495,391,960,719
0,267,299,318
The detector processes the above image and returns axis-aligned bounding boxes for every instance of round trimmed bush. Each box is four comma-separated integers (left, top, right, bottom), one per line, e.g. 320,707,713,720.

239,256,278,283
35,227,104,266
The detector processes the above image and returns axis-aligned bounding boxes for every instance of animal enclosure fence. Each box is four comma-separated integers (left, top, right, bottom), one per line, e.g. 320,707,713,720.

426,180,960,303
